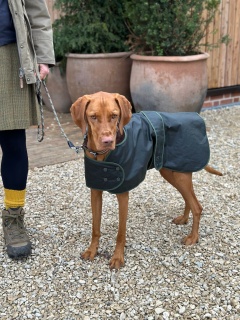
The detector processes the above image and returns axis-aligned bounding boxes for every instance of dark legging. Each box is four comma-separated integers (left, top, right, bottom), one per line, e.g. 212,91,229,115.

0,129,28,190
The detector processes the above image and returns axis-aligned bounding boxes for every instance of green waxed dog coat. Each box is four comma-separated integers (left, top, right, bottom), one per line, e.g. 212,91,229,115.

84,111,210,194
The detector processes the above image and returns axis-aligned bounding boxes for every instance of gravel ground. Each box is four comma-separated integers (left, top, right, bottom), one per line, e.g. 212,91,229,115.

0,106,239,320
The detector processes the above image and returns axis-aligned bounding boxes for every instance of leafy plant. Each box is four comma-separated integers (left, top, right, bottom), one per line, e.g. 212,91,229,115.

124,0,230,56
53,0,129,59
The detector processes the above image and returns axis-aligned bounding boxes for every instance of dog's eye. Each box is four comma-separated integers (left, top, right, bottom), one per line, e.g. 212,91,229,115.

89,115,97,120
111,114,118,120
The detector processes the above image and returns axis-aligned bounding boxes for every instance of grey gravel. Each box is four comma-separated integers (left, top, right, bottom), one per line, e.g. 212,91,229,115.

0,105,239,319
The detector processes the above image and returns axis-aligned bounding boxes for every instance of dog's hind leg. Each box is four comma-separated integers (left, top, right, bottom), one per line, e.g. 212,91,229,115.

160,169,190,224
173,202,191,225
160,169,202,245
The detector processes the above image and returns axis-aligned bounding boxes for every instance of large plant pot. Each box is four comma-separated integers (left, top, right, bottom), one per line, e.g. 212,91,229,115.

130,52,209,113
41,63,72,113
66,52,132,103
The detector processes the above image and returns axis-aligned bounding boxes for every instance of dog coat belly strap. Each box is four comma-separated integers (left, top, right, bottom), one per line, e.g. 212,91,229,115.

140,111,165,170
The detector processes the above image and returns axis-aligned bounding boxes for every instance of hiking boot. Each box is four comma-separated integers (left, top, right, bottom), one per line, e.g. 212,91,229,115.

2,207,31,259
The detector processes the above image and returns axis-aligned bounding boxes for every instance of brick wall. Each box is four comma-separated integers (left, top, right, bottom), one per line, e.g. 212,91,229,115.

202,91,240,109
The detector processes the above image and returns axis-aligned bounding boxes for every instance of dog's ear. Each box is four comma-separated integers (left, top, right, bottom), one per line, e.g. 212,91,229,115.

114,94,132,134
70,95,91,134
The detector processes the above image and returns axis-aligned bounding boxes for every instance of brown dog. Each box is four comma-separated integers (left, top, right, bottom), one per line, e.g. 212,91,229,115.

71,91,222,269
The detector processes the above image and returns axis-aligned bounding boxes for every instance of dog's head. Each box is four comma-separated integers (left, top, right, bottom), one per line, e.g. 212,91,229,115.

70,91,132,151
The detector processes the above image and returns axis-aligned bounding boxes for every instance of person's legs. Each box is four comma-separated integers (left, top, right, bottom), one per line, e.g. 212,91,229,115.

0,129,31,259
0,129,28,207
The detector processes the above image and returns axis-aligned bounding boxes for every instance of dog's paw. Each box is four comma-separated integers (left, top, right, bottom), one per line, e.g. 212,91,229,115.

109,254,124,270
81,248,97,261
182,234,198,245
172,215,189,225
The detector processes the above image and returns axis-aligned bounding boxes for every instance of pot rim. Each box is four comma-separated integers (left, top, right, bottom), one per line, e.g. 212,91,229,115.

66,52,132,59
130,52,209,62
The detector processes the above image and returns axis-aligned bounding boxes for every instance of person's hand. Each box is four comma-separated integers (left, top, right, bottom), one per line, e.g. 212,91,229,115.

39,64,49,80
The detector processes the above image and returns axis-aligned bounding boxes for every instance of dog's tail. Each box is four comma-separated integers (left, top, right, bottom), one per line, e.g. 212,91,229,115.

204,165,223,176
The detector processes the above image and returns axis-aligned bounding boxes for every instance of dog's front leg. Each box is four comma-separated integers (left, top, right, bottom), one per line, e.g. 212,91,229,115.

109,192,129,269
81,189,103,261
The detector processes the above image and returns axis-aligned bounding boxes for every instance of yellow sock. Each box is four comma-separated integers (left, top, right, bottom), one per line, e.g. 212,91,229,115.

4,188,26,209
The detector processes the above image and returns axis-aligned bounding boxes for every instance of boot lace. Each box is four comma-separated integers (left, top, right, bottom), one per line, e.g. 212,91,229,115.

4,212,26,240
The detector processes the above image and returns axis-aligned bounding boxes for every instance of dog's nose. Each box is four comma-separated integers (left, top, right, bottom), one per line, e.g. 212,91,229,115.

102,136,114,145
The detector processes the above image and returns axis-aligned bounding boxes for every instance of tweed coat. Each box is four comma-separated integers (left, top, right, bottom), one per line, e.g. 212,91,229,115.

0,0,55,130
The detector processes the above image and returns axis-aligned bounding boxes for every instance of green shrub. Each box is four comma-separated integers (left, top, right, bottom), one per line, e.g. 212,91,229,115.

53,0,129,59
124,0,229,56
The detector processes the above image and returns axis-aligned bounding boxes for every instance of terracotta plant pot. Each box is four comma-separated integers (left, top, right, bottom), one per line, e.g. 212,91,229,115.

41,64,72,113
130,52,209,113
66,52,132,103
